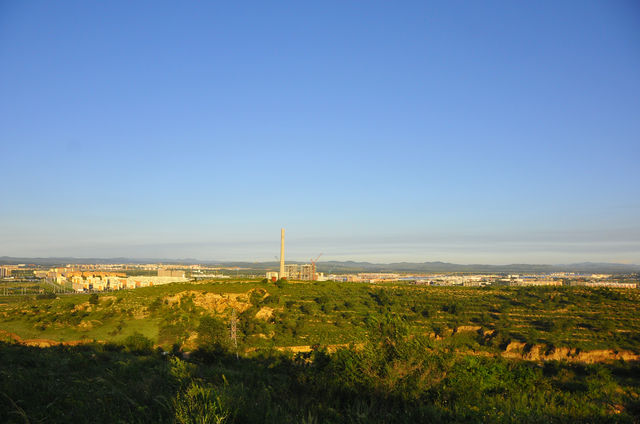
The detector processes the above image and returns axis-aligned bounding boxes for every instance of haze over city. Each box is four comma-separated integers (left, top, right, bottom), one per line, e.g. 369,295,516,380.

1,1,639,264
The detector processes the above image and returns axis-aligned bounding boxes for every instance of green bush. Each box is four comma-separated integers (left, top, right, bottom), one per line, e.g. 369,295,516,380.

173,382,229,424
123,332,154,354
197,316,230,352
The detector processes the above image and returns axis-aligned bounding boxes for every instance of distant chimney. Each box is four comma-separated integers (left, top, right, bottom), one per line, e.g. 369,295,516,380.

279,228,285,279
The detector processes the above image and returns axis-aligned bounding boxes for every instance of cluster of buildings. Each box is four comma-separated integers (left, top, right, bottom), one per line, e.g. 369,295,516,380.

498,274,637,288
0,266,14,278
283,264,317,281
158,269,187,278
328,273,402,283
45,267,188,292
69,275,189,292
297,272,637,289
571,280,637,289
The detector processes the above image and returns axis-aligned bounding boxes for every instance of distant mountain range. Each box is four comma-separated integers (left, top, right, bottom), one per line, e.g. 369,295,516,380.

1,256,638,274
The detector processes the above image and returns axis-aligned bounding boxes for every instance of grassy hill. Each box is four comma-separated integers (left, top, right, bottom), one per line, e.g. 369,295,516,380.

1,279,639,353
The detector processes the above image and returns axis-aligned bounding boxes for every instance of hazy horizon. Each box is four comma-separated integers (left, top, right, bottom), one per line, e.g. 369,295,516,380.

2,228,639,266
1,2,639,264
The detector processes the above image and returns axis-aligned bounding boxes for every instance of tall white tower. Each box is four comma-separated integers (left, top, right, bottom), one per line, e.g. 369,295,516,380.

279,228,285,279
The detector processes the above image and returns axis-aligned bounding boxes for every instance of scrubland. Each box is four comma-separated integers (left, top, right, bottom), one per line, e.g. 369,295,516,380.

1,280,639,422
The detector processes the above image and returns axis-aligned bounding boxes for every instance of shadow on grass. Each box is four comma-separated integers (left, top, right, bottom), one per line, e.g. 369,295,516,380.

0,341,639,423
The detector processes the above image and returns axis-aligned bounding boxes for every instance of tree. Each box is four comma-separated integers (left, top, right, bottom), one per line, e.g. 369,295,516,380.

197,316,229,352
123,332,154,354
88,293,99,305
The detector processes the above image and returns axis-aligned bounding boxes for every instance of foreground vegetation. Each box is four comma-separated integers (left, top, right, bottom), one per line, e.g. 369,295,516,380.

2,321,640,423
1,280,639,422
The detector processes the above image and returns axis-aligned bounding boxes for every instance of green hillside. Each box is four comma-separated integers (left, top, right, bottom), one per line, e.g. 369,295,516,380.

1,280,640,422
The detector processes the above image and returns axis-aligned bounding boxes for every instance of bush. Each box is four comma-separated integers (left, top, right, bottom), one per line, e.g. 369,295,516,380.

441,303,459,315
173,382,229,424
249,291,264,307
314,295,330,305
299,303,317,315
370,289,393,307
123,332,154,354
88,294,99,305
148,297,162,312
263,294,280,305
197,316,230,352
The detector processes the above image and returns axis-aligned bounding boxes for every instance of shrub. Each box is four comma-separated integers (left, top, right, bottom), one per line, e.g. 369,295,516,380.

173,382,229,424
314,295,330,305
197,316,230,352
148,297,163,312
370,289,393,307
263,294,280,305
249,291,264,307
170,357,197,385
441,303,459,315
299,303,316,315
123,332,154,354
88,294,99,305
532,319,556,332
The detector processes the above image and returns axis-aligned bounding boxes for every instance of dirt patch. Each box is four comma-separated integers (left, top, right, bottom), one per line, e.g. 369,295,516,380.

456,325,481,333
0,329,94,348
164,291,251,314
574,349,640,363
501,341,640,363
78,320,94,330
504,341,527,353
276,343,363,354
73,302,90,312
181,332,199,351
254,333,271,339
255,307,273,320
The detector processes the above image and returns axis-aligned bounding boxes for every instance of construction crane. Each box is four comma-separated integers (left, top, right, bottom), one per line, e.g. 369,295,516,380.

310,253,323,280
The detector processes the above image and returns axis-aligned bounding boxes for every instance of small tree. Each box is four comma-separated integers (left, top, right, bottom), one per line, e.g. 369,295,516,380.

88,293,99,305
197,316,230,352
123,331,154,354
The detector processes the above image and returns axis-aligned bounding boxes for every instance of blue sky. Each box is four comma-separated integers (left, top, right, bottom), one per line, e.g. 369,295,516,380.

1,1,639,264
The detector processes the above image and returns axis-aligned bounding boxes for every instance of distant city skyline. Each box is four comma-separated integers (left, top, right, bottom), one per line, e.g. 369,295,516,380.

1,2,639,264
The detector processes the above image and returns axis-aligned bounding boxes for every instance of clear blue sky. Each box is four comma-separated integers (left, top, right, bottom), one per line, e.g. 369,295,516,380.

1,1,639,264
